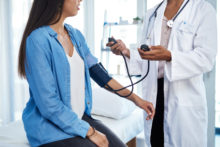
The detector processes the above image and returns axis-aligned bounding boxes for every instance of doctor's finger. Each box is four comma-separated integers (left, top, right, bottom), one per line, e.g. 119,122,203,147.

150,45,162,49
117,39,123,44
137,49,156,60
106,42,114,47
142,55,159,61
111,48,121,55
111,44,122,51
145,56,158,61
138,48,155,56
111,42,121,49
146,116,151,120
148,105,155,118
140,50,159,57
117,40,126,47
146,111,153,120
144,107,152,119
138,52,155,59
138,48,149,56
116,45,124,51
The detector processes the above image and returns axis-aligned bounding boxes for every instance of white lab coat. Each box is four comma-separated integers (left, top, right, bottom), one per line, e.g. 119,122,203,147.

128,0,217,147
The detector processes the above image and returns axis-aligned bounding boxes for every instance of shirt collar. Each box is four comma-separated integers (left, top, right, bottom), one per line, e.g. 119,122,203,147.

46,23,72,38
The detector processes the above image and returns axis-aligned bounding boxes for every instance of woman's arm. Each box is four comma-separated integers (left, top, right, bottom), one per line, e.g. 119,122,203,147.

76,28,155,119
88,58,155,120
105,79,155,120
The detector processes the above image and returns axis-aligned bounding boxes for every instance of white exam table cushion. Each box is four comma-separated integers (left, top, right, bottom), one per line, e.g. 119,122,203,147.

0,108,143,147
92,86,136,119
0,121,29,147
92,108,144,143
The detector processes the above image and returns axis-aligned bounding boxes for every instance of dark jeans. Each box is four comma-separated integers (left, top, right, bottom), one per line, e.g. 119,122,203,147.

40,114,126,147
150,78,164,147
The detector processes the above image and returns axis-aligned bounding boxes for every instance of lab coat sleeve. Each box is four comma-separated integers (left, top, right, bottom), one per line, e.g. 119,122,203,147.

129,49,143,75
164,4,217,81
25,36,90,138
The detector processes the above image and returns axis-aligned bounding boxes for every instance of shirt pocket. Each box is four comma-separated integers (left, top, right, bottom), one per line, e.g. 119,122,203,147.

174,21,197,51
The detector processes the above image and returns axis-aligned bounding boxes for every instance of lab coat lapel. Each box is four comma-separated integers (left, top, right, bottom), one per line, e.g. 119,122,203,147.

153,1,167,46
152,1,167,70
167,0,192,53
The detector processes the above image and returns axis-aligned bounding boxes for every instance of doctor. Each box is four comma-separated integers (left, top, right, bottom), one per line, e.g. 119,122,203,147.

107,0,217,147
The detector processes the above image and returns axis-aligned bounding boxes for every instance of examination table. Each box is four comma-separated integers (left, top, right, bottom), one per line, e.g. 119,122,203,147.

0,86,144,147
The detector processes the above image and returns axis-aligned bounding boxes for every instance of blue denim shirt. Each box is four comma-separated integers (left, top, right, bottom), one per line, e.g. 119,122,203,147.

22,24,98,147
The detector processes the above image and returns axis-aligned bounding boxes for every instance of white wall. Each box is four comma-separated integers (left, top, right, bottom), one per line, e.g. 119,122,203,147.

0,0,13,125
203,0,216,147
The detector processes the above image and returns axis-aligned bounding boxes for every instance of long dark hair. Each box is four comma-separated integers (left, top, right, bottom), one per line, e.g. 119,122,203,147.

18,0,64,78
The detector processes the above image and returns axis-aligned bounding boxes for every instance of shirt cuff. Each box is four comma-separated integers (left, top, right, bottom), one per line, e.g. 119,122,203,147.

77,120,90,138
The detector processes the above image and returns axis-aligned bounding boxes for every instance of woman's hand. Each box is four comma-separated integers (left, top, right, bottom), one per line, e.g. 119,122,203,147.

133,95,155,120
87,127,109,147
106,38,130,58
138,45,171,61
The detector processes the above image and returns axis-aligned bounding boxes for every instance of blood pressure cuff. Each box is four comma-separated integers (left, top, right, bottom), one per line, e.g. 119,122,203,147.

89,63,112,87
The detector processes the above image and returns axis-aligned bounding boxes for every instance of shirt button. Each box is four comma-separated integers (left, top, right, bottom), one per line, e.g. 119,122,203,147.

87,102,90,105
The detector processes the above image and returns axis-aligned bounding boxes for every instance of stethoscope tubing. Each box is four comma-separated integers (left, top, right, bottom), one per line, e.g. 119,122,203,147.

106,0,190,98
106,52,150,98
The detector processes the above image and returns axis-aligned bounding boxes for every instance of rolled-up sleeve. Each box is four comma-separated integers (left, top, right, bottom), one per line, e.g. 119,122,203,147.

86,53,98,68
25,35,90,138
76,30,98,68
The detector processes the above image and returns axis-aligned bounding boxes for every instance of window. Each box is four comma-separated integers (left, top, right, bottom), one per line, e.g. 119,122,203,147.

11,0,32,121
94,0,144,75
215,0,220,131
0,0,32,125
147,0,162,9
0,0,85,124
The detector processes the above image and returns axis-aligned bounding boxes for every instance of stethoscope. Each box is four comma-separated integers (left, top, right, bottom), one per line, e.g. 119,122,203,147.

106,0,190,98
145,0,190,43
148,0,190,35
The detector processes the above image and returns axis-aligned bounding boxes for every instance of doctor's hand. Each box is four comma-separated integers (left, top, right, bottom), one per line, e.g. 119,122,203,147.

138,45,172,61
87,127,109,147
106,38,130,58
133,96,155,120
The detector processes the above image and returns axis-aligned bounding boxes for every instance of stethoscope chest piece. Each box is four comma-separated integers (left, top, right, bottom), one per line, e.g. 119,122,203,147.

167,20,174,28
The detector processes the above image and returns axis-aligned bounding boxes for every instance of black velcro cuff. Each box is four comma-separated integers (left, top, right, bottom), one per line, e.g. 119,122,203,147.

89,63,112,87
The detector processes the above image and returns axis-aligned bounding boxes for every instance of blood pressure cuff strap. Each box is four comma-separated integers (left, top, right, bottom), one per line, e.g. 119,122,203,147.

89,63,112,87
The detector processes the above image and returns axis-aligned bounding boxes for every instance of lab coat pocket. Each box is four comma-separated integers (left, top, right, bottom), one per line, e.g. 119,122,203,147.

175,21,197,51
167,105,207,147
176,76,205,107
178,21,196,34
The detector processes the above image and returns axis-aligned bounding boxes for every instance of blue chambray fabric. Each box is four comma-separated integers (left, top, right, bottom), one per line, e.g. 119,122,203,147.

22,24,98,147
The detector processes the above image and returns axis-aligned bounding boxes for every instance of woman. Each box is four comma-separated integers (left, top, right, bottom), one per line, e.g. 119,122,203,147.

107,0,217,147
18,0,155,147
